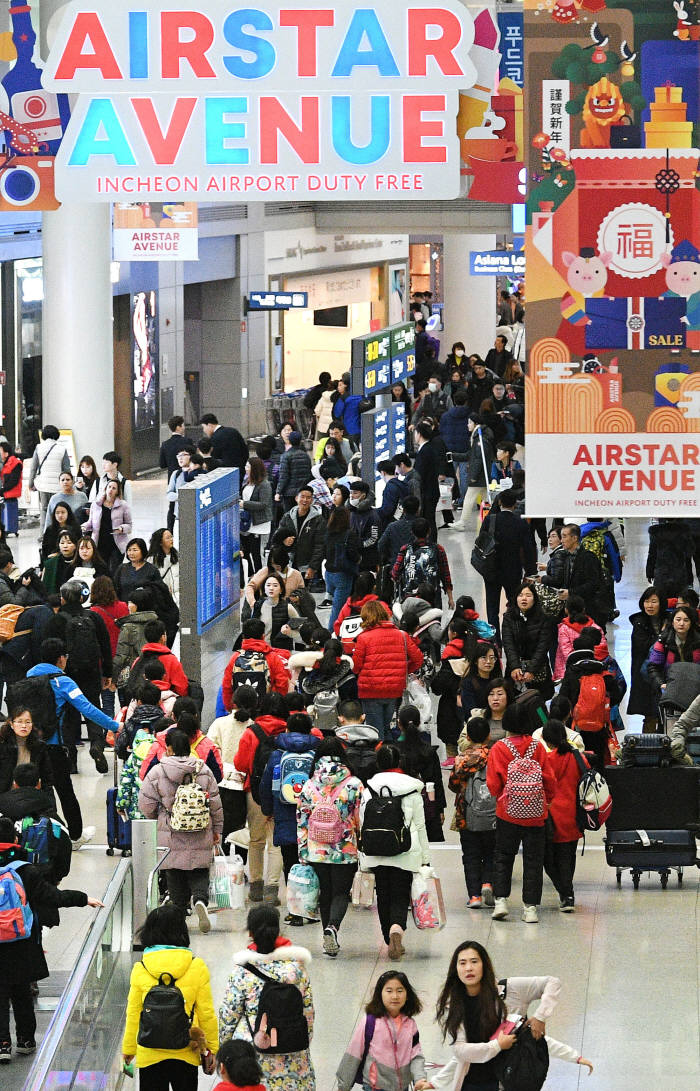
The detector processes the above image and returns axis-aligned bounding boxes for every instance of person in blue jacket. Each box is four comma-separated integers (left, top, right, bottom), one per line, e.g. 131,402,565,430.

26,637,119,846
332,376,364,447
259,711,321,921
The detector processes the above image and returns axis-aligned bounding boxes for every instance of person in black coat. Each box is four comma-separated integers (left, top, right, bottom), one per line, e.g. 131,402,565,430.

481,491,537,643
628,586,666,731
0,604,53,709
413,421,441,538
159,416,190,531
0,817,102,1057
546,523,607,628
0,762,71,886
199,413,248,473
0,712,54,796
377,495,421,568
646,519,694,601
500,582,554,699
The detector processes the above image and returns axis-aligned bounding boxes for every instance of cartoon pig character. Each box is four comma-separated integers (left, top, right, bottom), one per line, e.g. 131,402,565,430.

557,247,612,353
661,239,700,347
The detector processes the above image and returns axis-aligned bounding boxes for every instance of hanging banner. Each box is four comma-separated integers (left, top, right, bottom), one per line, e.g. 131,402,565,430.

497,10,524,88
41,1,504,203
113,201,198,260
524,0,700,517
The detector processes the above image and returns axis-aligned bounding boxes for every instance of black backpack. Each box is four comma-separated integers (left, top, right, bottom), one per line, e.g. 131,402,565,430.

470,516,498,581
65,613,101,674
249,723,278,805
343,742,378,786
360,785,414,856
492,1020,549,1091
137,969,194,1050
244,962,309,1055
6,676,60,742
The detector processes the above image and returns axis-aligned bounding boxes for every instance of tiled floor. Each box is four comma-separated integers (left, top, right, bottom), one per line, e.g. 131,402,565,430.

11,488,700,1089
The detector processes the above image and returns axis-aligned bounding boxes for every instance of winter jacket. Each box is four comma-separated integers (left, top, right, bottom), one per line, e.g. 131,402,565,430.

486,735,557,826
628,606,664,717
466,424,495,488
0,604,53,681
0,735,54,794
554,615,609,681
359,771,430,873
278,447,313,499
222,638,290,708
26,662,118,742
116,729,156,817
332,393,364,435
314,389,335,434
669,693,700,761
353,621,423,699
259,732,322,845
647,628,700,691
297,757,363,864
334,594,391,646
501,605,553,695
45,602,113,678
438,402,470,455
485,510,537,589
378,515,420,566
337,1013,426,1091
115,704,164,760
543,544,568,589
156,554,180,605
207,713,249,787
461,669,502,719
377,476,410,531
219,944,315,1091
112,609,161,680
140,726,223,783
532,725,584,753
396,739,446,841
138,753,223,870
431,648,467,747
543,546,606,624
90,600,130,656
29,439,70,494
300,655,357,703
122,946,218,1069
544,748,588,843
130,642,189,696
646,520,694,595
491,457,522,482
558,651,625,717
241,594,303,647
242,478,274,526
82,497,133,555
272,505,326,574
233,714,288,790
114,560,165,605
350,499,380,569
325,526,361,575
392,538,453,596
449,743,490,831
0,453,22,498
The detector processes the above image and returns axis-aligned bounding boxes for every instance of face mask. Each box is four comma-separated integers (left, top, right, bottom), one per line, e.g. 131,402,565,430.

349,497,361,507
428,382,438,393
454,350,464,358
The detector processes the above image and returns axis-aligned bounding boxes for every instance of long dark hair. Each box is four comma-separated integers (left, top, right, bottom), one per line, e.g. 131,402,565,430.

328,505,350,534
247,904,280,954
397,704,430,777
1,706,41,752
542,718,574,755
436,941,505,1044
310,736,351,777
318,637,345,676
148,528,179,567
216,1039,262,1086
366,971,422,1018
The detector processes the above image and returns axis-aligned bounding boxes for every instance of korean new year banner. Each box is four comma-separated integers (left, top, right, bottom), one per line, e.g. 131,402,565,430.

524,0,700,517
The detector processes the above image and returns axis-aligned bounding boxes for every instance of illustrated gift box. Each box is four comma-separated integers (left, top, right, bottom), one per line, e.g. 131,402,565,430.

585,296,687,350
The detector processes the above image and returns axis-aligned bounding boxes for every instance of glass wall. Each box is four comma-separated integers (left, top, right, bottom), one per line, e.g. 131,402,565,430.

15,257,43,454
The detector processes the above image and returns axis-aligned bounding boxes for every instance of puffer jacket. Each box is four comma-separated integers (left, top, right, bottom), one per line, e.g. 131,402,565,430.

297,757,363,864
359,771,430,873
353,621,423,698
439,403,470,454
115,703,164,760
542,544,569,590
558,650,625,717
1,453,23,498
486,735,557,827
333,593,391,639
233,714,288,790
501,604,553,695
646,520,694,594
29,438,70,494
554,615,609,681
350,498,380,569
628,605,664,717
82,496,132,555
467,424,495,487
278,446,312,499
130,641,189,696
315,388,335,434
544,748,587,842
259,732,322,845
113,609,161,680
122,946,218,1069
138,753,223,870
222,637,290,707
272,505,326,574
140,726,224,783
90,600,130,655
647,628,700,691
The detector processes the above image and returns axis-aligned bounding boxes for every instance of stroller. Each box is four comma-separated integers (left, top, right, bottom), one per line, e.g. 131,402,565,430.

658,662,700,735
392,599,444,681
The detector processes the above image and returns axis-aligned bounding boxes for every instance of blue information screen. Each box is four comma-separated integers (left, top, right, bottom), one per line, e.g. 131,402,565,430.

351,322,416,397
361,403,407,482
390,324,416,386
195,468,241,634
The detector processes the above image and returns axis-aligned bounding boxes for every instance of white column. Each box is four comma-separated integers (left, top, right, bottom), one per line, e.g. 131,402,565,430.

42,203,114,453
442,233,497,359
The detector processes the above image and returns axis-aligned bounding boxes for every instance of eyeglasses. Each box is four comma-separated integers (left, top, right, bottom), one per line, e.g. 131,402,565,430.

479,654,497,663
12,718,32,727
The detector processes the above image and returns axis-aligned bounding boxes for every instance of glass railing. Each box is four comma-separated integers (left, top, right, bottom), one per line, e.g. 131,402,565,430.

22,857,135,1091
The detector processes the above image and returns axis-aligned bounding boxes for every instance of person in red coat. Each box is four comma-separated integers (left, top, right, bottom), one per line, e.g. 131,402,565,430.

132,619,190,696
540,719,588,913
0,442,23,536
213,1038,265,1091
352,600,423,740
333,571,391,653
222,619,290,707
486,704,557,924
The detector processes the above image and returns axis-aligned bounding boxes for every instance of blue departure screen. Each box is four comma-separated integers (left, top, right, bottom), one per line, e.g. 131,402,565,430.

194,468,240,634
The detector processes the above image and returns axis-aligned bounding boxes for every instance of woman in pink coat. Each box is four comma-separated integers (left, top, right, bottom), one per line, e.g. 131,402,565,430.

82,479,133,569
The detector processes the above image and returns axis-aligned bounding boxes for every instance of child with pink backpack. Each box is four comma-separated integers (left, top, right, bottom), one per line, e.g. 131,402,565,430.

296,738,363,958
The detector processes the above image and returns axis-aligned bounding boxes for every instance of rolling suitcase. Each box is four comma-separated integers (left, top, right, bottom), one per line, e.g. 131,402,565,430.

619,733,671,767
604,830,697,889
106,748,132,857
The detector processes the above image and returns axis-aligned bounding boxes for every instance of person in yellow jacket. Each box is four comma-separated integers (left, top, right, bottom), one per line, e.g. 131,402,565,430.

122,904,219,1089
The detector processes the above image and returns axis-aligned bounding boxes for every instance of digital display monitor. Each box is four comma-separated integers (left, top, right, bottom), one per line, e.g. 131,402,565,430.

192,468,241,634
351,322,415,396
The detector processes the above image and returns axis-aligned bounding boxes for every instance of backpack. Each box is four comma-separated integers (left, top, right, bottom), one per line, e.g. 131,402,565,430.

233,649,271,698
470,517,499,581
581,529,609,576
493,1018,549,1091
307,780,348,843
0,604,29,644
311,689,340,734
137,968,194,1050
338,612,363,653
360,784,414,856
401,543,439,595
65,613,102,674
277,751,314,804
342,742,378,786
6,675,60,743
17,816,62,867
244,962,309,1055
464,766,497,832
501,739,546,822
573,751,612,831
249,723,279,805
170,761,211,832
0,860,33,943
572,673,609,733
353,1014,377,1086
514,689,548,733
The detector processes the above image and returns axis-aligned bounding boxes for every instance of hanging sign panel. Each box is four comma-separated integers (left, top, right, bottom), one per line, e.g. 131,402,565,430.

42,1,499,202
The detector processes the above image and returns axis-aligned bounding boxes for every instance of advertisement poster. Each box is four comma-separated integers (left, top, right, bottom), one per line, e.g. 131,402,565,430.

524,0,700,517
132,290,158,430
113,202,198,260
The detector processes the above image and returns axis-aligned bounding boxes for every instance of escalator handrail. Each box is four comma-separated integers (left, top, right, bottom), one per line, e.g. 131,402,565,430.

22,856,133,1091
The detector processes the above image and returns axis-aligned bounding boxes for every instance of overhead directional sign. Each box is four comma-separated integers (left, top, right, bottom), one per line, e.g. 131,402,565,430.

246,291,308,312
351,321,415,396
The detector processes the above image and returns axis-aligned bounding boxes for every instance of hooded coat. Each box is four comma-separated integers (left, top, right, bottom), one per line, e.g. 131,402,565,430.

234,715,288,790
222,638,290,707
359,770,430,873
138,753,223,870
297,756,363,864
140,726,224,783
112,609,161,681
554,614,609,681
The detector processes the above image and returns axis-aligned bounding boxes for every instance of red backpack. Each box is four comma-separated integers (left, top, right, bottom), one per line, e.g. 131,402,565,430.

572,674,610,733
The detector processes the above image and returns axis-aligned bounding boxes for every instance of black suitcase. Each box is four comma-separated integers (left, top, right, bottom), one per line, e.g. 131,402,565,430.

605,829,698,889
605,766,700,831
106,749,132,857
620,733,671,767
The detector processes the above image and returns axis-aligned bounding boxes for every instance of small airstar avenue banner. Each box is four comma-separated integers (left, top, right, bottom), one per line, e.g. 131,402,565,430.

42,1,500,202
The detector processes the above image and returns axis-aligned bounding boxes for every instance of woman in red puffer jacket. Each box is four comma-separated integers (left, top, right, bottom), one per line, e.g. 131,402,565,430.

541,719,588,913
333,571,391,653
353,600,423,741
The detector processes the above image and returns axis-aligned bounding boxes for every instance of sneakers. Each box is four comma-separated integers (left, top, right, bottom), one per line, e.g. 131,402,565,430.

491,897,509,920
0,1042,10,1063
440,756,455,769
481,883,495,908
248,880,264,903
194,901,211,934
71,825,95,851
559,897,575,913
388,931,405,960
522,905,539,924
263,884,281,906
90,744,108,774
323,925,340,957
467,896,482,909
16,1040,36,1056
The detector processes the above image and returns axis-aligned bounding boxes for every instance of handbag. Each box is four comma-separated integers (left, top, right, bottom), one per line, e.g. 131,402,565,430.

532,581,563,620
209,846,246,910
410,867,446,930
240,508,252,534
351,870,375,908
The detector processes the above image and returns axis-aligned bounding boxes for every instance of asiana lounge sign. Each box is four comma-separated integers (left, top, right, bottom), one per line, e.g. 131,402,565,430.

43,1,493,202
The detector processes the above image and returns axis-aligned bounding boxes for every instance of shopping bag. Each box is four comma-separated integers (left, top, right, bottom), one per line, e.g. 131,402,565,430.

411,867,446,930
351,869,375,908
436,480,454,512
286,863,320,918
209,847,246,910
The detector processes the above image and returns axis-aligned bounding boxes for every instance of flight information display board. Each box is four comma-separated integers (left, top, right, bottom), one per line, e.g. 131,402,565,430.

351,322,416,396
361,403,407,482
192,468,240,634
390,323,416,386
